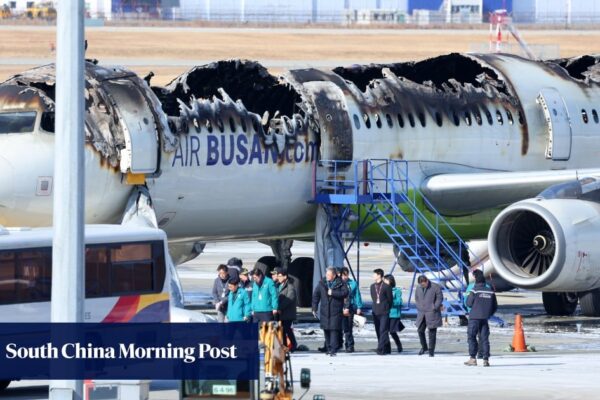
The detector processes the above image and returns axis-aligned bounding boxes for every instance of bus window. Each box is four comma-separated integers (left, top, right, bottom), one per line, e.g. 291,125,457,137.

112,262,153,294
85,247,110,298
0,249,51,304
0,240,166,305
17,250,51,302
0,251,17,304
110,243,158,295
111,243,151,262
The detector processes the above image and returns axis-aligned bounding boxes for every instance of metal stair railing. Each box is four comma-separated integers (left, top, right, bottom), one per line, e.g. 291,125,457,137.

365,160,471,314
312,159,488,316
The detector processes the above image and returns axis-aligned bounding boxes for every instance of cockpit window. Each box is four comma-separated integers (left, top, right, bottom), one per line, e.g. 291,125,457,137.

0,111,37,134
40,112,55,133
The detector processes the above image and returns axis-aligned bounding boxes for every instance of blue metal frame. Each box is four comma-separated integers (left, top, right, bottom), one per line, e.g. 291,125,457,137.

312,159,487,317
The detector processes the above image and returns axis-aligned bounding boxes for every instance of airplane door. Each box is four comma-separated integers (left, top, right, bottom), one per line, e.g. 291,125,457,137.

537,87,572,161
104,80,159,174
302,81,353,162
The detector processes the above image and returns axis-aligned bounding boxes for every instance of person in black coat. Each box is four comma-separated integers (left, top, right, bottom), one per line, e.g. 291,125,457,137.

464,270,498,367
312,267,349,356
276,268,298,352
370,268,393,355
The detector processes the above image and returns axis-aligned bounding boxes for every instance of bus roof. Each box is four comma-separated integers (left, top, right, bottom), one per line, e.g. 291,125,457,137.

0,224,166,249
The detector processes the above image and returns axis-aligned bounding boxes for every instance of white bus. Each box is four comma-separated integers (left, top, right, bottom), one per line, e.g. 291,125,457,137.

0,224,171,325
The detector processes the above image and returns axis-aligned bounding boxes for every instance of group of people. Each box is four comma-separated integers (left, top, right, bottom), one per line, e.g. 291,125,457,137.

214,258,498,365
211,258,299,351
312,266,498,365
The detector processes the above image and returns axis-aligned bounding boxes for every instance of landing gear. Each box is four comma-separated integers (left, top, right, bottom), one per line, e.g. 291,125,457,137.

258,240,314,307
255,256,279,274
542,292,578,316
579,288,600,317
288,257,314,307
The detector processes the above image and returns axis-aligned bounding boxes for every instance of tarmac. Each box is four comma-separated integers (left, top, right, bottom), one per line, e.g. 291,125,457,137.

3,241,600,399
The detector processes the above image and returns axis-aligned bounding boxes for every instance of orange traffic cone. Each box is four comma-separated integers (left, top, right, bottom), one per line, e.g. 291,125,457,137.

511,314,528,352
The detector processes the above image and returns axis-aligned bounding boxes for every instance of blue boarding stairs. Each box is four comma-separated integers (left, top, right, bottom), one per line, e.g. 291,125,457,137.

311,159,484,320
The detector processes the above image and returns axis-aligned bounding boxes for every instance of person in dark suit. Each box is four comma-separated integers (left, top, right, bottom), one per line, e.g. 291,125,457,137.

370,268,393,355
312,267,349,356
415,275,444,357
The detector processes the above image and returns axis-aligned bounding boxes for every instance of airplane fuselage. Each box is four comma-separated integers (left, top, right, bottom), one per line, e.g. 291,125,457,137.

1,54,600,244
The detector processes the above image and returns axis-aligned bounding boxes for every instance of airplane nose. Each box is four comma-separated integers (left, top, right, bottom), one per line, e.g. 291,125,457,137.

0,155,15,213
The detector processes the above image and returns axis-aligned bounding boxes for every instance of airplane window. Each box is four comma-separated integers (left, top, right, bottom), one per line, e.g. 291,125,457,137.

363,114,371,129
192,117,201,133
0,111,37,134
496,110,504,125
506,109,514,125
180,119,189,134
473,109,482,125
385,113,393,128
408,113,415,127
229,117,236,132
417,112,426,127
593,109,599,124
375,114,382,129
240,118,247,132
353,114,361,130
485,109,493,125
452,111,460,126
464,111,472,126
40,112,55,133
582,109,589,124
397,113,405,128
434,111,443,127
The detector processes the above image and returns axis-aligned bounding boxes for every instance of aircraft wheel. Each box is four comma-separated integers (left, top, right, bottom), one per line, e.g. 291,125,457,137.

542,292,577,316
579,288,600,317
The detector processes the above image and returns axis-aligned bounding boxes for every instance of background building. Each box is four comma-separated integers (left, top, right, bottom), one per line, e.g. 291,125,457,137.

513,0,600,24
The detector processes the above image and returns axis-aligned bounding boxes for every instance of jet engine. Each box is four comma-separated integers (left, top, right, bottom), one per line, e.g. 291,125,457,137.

489,197,600,292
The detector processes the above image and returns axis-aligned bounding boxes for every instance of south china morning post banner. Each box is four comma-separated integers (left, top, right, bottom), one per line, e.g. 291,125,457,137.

0,323,258,380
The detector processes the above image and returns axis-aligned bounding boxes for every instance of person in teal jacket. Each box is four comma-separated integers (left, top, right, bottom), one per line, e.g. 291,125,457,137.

226,278,251,322
384,274,404,353
251,268,279,323
340,267,363,352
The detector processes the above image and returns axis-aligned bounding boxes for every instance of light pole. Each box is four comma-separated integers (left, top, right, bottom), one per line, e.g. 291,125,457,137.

49,0,85,397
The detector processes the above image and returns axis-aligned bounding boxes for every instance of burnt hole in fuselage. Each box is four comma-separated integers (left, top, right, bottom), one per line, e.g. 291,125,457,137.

151,60,305,137
551,55,600,81
334,54,508,96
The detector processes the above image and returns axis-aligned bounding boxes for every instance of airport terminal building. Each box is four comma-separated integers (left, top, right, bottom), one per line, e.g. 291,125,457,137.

5,0,600,25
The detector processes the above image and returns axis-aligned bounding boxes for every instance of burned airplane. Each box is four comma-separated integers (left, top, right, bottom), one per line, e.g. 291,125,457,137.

1,53,600,316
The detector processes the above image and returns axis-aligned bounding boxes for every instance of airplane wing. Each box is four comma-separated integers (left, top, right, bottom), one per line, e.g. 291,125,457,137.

421,168,600,216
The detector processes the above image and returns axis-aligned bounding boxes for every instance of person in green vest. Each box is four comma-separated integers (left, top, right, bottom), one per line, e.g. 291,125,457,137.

251,268,279,323
226,277,251,322
384,274,404,353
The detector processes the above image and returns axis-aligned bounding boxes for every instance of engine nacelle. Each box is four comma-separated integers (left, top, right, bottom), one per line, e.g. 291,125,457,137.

488,198,600,292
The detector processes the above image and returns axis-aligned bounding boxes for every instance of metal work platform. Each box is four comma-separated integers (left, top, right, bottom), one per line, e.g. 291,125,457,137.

312,159,475,317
